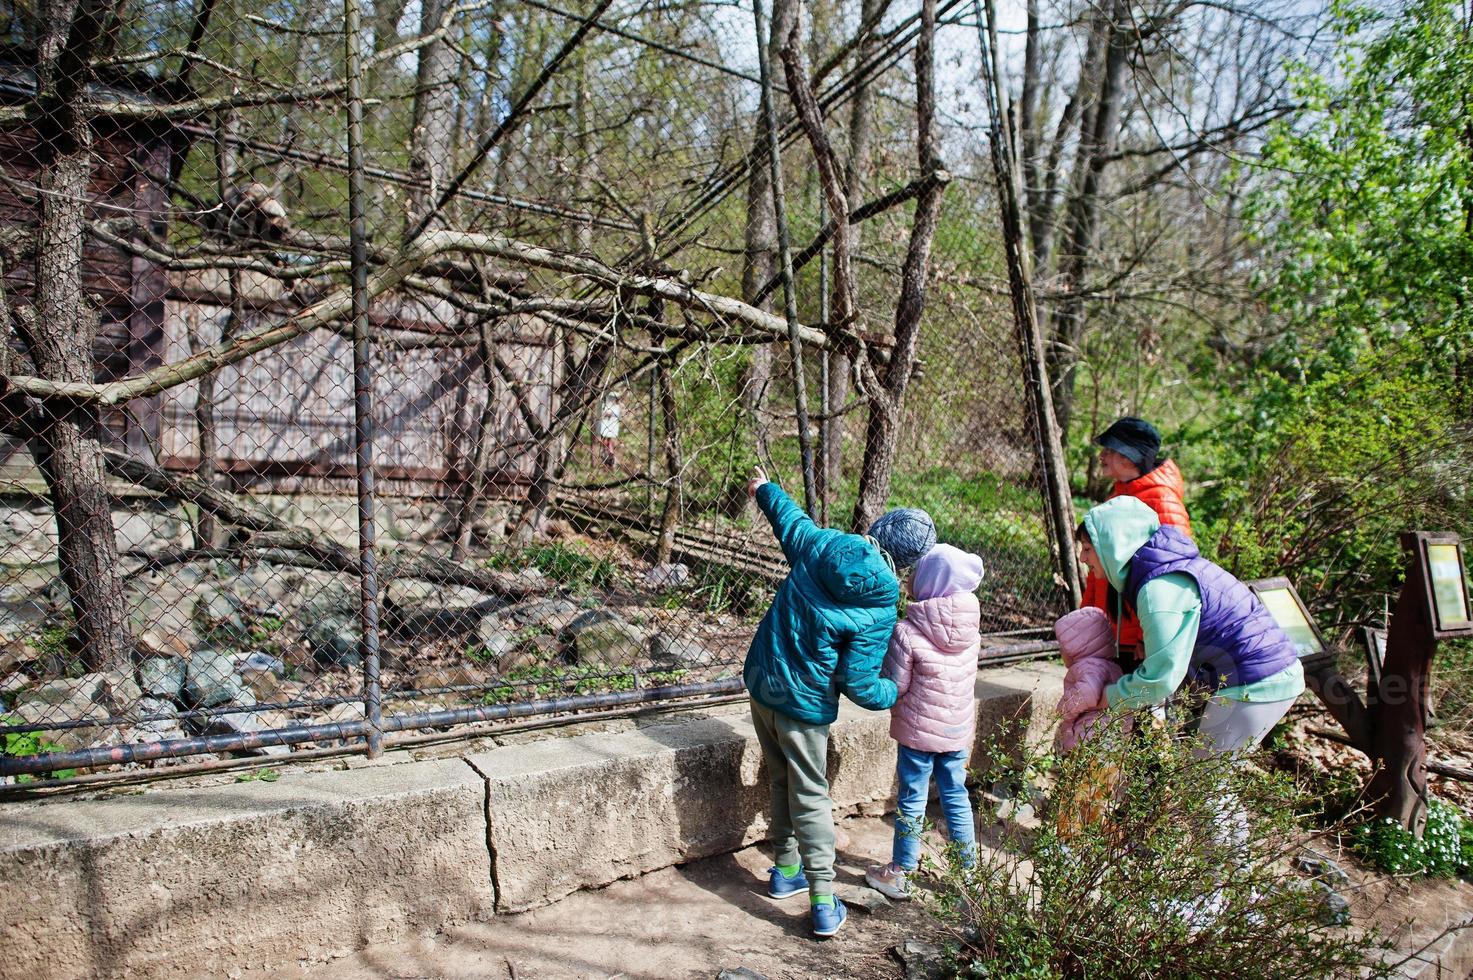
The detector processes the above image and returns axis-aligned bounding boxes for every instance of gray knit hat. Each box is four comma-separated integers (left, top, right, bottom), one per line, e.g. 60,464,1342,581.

867,508,937,570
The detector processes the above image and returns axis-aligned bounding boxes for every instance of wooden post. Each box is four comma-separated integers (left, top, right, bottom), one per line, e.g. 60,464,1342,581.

1366,534,1439,831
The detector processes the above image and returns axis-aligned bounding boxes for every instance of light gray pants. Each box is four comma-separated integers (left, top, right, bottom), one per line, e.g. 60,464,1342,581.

1196,695,1297,757
1194,695,1297,856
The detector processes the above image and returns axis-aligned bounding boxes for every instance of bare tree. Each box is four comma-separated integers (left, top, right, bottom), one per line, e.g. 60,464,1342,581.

16,0,133,669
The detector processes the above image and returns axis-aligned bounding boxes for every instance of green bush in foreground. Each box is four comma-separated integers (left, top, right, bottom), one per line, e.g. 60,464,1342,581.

928,715,1385,979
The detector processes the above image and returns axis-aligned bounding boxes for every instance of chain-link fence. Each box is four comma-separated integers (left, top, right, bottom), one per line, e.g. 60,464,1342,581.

0,0,1072,783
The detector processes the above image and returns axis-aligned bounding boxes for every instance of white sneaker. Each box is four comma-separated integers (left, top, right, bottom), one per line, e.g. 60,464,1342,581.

865,862,913,900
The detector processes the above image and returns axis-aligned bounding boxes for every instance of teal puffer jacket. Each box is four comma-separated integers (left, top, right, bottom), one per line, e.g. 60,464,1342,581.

743,483,900,725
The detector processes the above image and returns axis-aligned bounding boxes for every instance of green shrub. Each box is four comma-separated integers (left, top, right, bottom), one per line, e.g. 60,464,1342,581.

930,714,1383,979
1352,799,1471,878
486,543,621,591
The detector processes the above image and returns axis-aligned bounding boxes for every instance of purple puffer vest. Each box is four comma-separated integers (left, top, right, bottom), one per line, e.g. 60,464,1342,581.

1124,526,1298,691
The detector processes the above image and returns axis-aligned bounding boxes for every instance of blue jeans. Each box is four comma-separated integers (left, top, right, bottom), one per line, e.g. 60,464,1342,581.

893,744,978,871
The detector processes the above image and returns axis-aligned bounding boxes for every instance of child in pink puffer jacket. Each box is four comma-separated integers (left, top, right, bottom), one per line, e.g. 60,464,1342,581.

865,543,985,900
1054,607,1122,752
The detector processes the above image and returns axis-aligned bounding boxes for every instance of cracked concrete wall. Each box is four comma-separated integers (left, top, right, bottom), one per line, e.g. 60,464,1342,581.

0,663,1064,978
0,759,493,980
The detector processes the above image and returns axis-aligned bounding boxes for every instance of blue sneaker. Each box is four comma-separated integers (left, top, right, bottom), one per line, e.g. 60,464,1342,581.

811,896,847,938
768,865,809,899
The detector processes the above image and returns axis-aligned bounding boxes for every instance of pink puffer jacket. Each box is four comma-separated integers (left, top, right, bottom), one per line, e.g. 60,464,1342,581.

882,591,981,753
1053,607,1124,752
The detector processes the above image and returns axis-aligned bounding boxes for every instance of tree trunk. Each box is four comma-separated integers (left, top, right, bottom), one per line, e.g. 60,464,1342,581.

406,0,457,232
1047,0,1130,440
24,0,131,669
850,0,945,531
740,0,790,462
450,320,499,558
196,103,241,550
819,0,885,510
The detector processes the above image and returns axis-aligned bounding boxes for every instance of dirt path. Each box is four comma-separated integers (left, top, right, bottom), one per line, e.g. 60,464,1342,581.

275,816,942,980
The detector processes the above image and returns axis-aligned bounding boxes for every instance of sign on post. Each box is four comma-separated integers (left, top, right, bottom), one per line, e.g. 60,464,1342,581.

1409,534,1473,638
1247,577,1328,661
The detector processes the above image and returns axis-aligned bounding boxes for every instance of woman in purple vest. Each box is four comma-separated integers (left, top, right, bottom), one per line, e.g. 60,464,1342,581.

1075,496,1305,754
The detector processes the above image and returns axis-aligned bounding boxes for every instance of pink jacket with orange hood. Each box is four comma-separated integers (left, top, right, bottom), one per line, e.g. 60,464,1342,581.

882,544,986,754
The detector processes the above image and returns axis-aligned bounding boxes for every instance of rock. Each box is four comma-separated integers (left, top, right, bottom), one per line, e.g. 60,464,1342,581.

18,670,141,719
410,666,493,691
136,655,186,700
236,651,286,700
648,633,715,668
475,619,520,661
504,597,581,631
184,648,251,709
564,611,649,668
893,938,947,980
1310,880,1351,927
1296,849,1351,888
307,614,362,668
716,969,770,980
194,590,251,645
836,884,891,913
0,671,30,695
643,563,691,590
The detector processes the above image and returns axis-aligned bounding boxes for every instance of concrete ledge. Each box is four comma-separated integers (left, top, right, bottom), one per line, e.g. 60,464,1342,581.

0,663,1065,976
470,663,1063,912
0,758,493,980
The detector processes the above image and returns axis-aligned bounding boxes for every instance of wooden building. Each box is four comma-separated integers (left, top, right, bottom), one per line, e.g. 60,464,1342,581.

1,56,554,501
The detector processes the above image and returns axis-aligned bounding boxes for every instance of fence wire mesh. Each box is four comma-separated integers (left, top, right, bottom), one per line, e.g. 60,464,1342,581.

0,0,1070,781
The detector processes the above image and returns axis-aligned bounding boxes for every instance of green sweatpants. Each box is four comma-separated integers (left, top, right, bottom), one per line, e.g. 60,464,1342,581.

750,700,835,895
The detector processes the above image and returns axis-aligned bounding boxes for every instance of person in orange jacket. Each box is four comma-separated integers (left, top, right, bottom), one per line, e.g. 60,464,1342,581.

1080,417,1192,668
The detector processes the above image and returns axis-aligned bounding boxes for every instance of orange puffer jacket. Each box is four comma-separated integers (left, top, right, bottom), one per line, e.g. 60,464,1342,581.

1080,459,1192,652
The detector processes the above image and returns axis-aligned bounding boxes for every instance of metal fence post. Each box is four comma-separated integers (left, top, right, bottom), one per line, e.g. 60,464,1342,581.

343,0,385,757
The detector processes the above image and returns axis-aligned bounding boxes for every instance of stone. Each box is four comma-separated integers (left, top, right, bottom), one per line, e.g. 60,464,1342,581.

717,969,770,980
643,563,691,590
648,633,715,668
836,884,892,913
1296,849,1351,888
893,938,947,980
184,648,250,709
475,619,520,661
503,597,582,632
136,655,186,700
563,610,649,668
307,615,361,669
194,590,251,645
1311,880,1351,927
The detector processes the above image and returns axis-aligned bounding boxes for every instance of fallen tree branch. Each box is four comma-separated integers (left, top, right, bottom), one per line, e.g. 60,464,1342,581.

1,228,828,406
101,449,545,599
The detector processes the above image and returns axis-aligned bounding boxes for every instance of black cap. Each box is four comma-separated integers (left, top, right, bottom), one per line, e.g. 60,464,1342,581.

1094,416,1160,473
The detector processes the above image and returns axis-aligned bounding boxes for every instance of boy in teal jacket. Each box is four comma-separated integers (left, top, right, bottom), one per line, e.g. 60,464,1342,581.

743,469,935,938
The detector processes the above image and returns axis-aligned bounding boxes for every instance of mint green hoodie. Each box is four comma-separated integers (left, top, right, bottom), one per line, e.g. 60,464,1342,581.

1082,497,1304,710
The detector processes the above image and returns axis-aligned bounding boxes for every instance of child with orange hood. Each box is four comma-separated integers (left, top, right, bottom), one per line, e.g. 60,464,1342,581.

1081,417,1191,668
